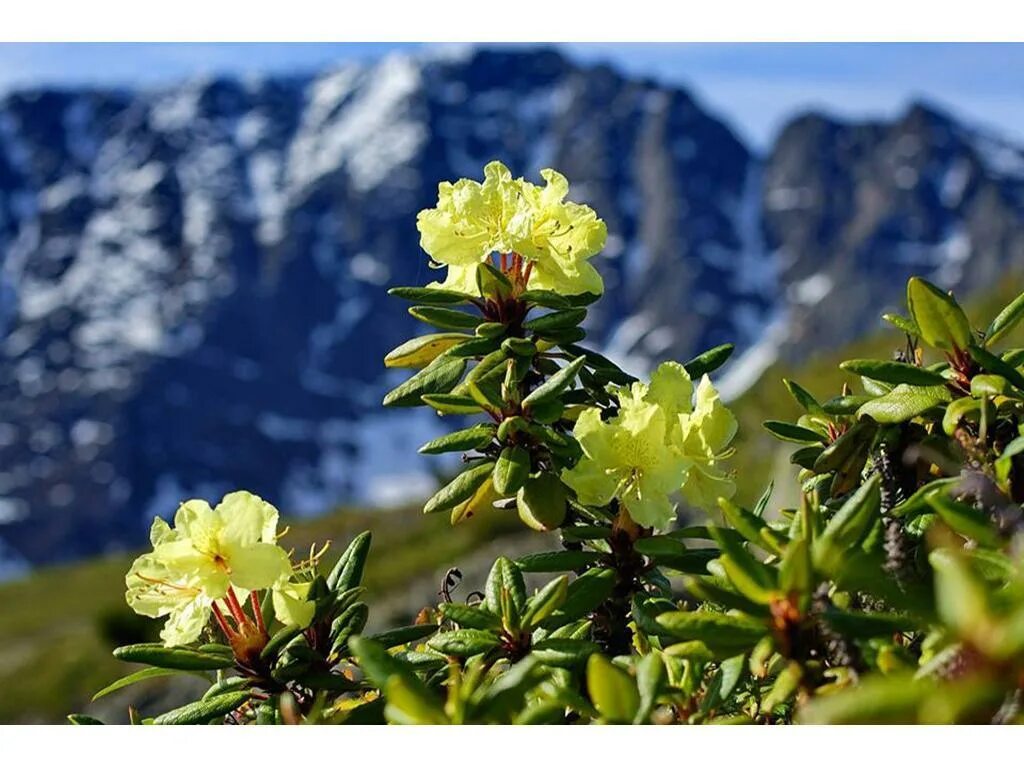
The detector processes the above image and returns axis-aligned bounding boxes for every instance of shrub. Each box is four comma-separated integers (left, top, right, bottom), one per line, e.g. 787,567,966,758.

78,162,1024,725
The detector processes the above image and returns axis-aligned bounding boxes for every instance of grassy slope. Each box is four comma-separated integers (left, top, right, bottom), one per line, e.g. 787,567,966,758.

3,276,1022,723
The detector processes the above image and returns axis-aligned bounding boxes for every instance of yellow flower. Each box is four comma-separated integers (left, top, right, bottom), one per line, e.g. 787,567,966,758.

416,161,528,293
515,169,606,296
272,580,316,629
676,375,738,509
415,161,606,296
561,362,736,529
125,519,216,646
562,399,688,530
125,491,293,646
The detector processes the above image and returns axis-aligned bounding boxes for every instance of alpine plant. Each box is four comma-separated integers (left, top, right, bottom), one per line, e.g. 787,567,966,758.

79,163,1024,725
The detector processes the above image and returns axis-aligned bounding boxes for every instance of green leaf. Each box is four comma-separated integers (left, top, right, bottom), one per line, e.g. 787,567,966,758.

365,623,440,649
547,568,617,624
710,526,778,605
426,629,501,657
516,472,568,531
260,625,305,660
682,576,768,617
516,550,602,572
889,477,958,518
856,384,951,424
522,356,586,408
423,461,495,514
971,374,1012,397
655,611,766,653
445,336,502,358
93,667,200,701
822,609,918,639
520,289,572,309
762,420,826,445
418,424,495,455
928,494,1000,547
67,714,104,725
384,333,473,369
201,676,250,701
387,286,471,304
790,445,824,469
813,474,881,572
113,643,233,671
348,636,427,697
485,556,528,617
492,445,531,496
647,548,720,574
882,312,921,336
327,530,372,592
420,393,484,415
634,653,666,723
782,378,825,416
587,654,640,723
763,661,803,712
475,321,507,339
563,343,636,386
968,343,1024,392
408,305,481,330
502,337,538,358
797,674,927,724
523,308,587,333
683,344,735,379
942,396,982,436
476,262,513,298
822,394,872,415
153,691,252,725
813,421,875,473
382,355,466,407
718,498,786,555
531,638,600,669
985,289,1024,347
906,277,972,351
383,677,448,725
521,575,569,629
839,359,947,387
438,602,502,631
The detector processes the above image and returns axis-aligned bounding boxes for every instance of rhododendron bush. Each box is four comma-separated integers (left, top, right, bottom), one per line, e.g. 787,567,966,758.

75,162,1024,725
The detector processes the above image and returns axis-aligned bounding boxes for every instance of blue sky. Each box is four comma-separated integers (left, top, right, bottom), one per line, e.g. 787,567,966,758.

0,43,1022,148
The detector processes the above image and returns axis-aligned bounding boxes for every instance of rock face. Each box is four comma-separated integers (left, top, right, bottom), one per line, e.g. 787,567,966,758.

1,48,1022,569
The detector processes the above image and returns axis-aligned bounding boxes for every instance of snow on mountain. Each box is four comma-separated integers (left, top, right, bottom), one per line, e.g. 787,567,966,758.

1,49,1023,569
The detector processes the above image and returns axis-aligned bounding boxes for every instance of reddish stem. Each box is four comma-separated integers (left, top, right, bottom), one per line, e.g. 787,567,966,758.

521,260,533,287
212,602,237,640
225,586,249,627
250,592,267,635
500,252,508,272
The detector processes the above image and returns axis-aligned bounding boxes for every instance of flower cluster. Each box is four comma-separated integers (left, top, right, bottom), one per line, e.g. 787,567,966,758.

416,160,607,296
561,362,737,529
126,491,313,647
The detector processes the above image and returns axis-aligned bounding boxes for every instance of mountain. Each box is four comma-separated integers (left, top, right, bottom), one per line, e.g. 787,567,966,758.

1,47,1022,570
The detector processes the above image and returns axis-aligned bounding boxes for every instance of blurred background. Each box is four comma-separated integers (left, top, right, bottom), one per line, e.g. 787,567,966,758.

1,42,1023,722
